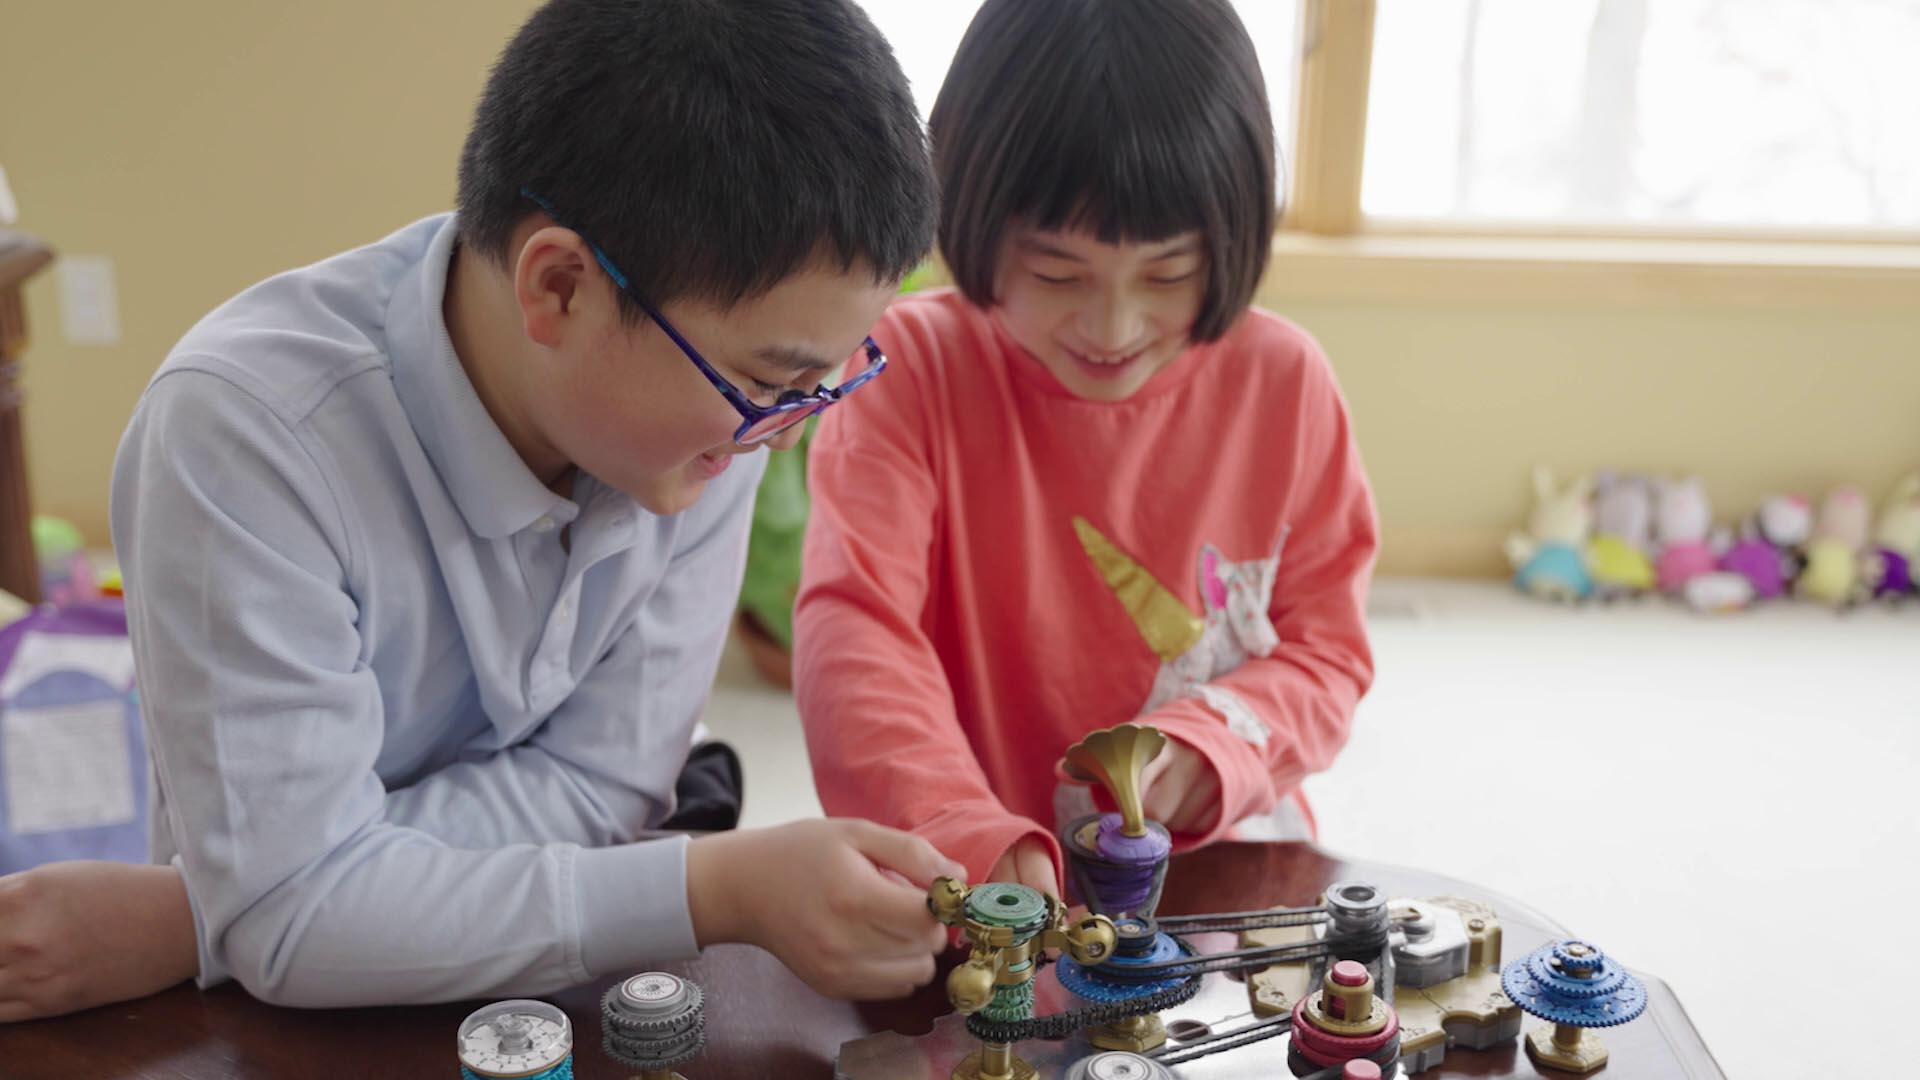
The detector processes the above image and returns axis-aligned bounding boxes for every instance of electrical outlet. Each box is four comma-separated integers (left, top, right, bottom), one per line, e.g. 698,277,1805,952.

58,255,122,346
0,166,18,226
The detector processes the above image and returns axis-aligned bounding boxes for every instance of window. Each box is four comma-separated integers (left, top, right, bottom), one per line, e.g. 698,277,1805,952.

1363,0,1920,230
856,0,1304,170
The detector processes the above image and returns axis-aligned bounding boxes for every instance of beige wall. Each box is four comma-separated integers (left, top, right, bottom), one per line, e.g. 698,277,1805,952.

4,3,1916,577
1,0,540,547
1265,296,1920,575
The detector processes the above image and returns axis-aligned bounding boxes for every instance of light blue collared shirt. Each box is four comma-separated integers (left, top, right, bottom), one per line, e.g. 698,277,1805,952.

110,214,765,1006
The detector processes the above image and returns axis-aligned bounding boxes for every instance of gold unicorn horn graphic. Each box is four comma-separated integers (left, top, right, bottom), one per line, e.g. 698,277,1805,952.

1073,516,1203,663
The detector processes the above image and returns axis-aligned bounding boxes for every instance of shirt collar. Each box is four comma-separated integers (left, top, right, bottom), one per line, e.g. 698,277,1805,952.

386,214,576,540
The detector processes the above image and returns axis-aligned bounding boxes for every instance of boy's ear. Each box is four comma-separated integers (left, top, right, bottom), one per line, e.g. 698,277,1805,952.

513,226,595,349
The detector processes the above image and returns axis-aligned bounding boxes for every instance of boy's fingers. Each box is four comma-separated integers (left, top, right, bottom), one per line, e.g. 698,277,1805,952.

925,920,954,954
847,821,965,887
838,954,940,1000
861,877,949,948
878,952,939,987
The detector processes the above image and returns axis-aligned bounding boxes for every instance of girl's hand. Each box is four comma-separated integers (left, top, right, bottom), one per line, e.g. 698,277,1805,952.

1140,738,1222,834
986,836,1058,896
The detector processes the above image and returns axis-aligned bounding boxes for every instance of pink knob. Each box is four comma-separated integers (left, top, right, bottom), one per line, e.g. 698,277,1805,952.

1331,961,1369,987
1343,1062,1382,1080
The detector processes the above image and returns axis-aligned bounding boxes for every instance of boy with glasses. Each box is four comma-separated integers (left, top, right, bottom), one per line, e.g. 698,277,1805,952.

0,0,957,1020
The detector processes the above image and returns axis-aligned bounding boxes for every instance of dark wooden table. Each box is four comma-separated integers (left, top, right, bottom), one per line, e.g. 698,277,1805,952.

0,843,1725,1079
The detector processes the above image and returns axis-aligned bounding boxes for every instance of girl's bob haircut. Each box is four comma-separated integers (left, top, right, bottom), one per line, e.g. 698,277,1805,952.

929,0,1278,343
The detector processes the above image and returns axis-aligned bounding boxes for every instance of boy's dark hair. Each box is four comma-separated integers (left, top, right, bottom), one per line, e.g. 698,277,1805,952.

931,0,1276,342
457,0,936,315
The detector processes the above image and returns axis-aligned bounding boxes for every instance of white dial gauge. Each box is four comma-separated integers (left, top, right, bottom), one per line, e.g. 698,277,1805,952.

456,998,573,1078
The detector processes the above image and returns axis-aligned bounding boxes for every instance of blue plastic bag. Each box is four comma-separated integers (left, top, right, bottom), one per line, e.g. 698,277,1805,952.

0,601,147,872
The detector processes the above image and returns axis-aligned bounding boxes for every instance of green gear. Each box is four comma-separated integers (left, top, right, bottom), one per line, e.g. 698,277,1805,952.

982,978,1036,1024
964,883,1049,930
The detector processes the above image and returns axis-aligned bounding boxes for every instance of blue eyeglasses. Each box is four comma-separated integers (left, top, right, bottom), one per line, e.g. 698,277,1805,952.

521,190,886,445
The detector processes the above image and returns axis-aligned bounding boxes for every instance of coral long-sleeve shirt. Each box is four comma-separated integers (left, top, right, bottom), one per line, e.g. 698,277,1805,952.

795,290,1378,884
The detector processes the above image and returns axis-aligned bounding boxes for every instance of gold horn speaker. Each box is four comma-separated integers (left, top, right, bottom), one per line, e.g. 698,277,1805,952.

1061,724,1167,838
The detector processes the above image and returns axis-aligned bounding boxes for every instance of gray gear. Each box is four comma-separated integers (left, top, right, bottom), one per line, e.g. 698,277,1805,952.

600,971,707,1070
602,1020,706,1071
601,972,705,1034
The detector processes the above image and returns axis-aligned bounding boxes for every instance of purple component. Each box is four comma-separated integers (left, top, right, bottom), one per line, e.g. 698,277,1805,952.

1071,813,1172,914
1095,813,1172,863
1078,861,1158,914
1719,540,1788,600
1874,548,1914,597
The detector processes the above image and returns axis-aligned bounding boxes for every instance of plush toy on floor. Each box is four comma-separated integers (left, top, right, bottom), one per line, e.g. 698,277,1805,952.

31,516,100,606
1588,472,1656,601
1797,487,1872,608
1865,474,1920,601
1719,494,1810,602
1759,494,1814,581
1506,467,1594,602
1681,570,1758,614
1652,477,1720,595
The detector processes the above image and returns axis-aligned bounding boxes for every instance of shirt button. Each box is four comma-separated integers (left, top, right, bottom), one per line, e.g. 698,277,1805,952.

557,599,575,621
531,515,556,534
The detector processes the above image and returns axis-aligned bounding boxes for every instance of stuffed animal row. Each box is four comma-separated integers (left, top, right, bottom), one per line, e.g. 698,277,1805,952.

1506,468,1920,611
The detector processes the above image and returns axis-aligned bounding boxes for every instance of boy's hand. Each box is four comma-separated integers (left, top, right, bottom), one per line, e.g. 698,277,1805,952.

1140,738,1222,835
986,836,1058,896
686,819,961,1001
0,861,198,1022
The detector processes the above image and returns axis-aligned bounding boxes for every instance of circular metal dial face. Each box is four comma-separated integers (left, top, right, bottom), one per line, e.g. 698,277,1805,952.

621,972,685,1006
1074,1051,1171,1080
457,999,573,1076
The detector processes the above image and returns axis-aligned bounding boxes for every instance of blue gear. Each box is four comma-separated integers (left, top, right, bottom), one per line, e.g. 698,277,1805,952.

1551,939,1605,975
1055,933,1193,1003
1112,917,1160,959
1501,939,1648,1029
1523,941,1626,1001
